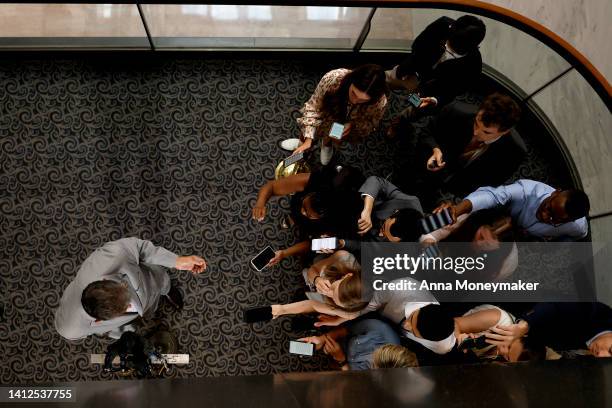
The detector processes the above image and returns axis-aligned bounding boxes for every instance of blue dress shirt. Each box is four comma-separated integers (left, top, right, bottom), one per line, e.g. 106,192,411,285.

465,179,588,240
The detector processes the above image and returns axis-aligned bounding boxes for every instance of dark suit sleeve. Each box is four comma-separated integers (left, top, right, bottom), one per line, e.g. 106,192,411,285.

398,16,452,78
412,16,453,57
523,302,612,350
416,108,445,152
359,176,410,202
341,238,361,254
452,133,526,195
419,52,483,106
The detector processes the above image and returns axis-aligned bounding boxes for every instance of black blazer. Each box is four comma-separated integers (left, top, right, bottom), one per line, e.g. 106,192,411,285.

416,99,526,195
523,302,612,351
399,16,483,106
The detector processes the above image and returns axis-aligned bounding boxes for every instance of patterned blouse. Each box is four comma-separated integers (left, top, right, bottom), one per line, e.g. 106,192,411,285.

297,68,388,144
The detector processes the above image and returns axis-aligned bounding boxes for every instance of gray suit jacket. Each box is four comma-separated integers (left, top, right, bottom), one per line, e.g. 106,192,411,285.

54,238,178,340
344,177,423,252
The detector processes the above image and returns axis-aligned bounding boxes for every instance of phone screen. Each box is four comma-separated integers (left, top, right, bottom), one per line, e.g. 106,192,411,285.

284,151,304,167
408,93,421,107
251,246,275,271
311,237,337,252
329,122,344,139
420,208,453,233
289,341,314,356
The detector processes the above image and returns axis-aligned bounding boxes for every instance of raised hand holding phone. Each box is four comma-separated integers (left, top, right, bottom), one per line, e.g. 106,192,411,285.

251,246,276,271
427,147,446,171
329,122,345,140
418,97,437,109
298,336,325,351
432,201,458,224
289,340,315,356
311,237,337,253
266,249,285,267
341,122,352,139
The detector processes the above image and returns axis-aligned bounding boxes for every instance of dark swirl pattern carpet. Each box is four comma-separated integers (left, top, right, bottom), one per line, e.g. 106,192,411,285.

0,56,572,384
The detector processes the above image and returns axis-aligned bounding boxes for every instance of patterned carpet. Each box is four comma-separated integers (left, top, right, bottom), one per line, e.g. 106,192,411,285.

0,56,573,383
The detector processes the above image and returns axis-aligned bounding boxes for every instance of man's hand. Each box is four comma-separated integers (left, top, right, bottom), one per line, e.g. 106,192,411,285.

266,250,286,267
433,201,457,223
358,209,373,235
298,335,326,351
175,255,207,274
323,336,346,363
426,147,446,172
292,138,312,156
252,205,266,222
418,97,437,109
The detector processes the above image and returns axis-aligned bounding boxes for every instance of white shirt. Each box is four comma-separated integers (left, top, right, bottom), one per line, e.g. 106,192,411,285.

360,278,437,323
401,302,457,355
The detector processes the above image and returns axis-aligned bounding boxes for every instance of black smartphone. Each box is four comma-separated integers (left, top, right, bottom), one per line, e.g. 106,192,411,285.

458,335,488,351
243,306,273,323
420,208,453,234
251,246,275,271
284,151,304,167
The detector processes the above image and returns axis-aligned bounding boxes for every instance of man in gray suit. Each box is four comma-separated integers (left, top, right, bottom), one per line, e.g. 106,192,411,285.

54,237,207,341
341,176,424,253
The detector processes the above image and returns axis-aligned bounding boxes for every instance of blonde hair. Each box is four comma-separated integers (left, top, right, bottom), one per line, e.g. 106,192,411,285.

372,345,418,369
323,262,367,312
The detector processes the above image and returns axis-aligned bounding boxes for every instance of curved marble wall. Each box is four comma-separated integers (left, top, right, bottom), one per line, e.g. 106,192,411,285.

481,0,611,81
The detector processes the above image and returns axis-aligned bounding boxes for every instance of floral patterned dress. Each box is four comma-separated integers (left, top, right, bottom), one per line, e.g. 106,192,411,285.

296,68,387,144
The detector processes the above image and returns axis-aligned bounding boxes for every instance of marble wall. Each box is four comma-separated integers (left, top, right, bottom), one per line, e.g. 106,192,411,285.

409,9,572,94
590,217,612,303
482,0,611,83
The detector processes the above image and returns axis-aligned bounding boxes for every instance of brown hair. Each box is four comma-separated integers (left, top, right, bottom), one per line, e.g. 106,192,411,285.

322,64,387,123
323,262,368,313
372,344,418,369
478,93,521,132
81,280,130,320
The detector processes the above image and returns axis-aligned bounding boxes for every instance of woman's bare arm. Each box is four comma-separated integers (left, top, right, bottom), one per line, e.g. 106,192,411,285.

455,308,501,334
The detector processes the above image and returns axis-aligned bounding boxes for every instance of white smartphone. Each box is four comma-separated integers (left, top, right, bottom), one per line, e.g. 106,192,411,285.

250,246,275,271
311,237,337,252
329,122,344,140
289,341,315,356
